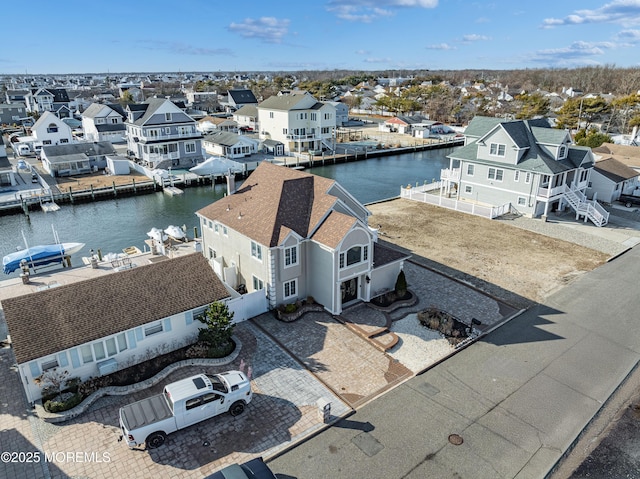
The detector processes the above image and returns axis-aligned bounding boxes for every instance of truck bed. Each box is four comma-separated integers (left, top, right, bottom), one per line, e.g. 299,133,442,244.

120,394,173,431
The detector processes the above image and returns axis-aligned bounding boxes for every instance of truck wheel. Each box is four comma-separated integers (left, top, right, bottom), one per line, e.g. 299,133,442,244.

626,202,632,208
146,432,166,449
229,401,245,417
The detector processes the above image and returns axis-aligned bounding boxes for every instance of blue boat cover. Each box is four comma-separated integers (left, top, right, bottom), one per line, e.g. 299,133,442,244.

2,244,66,274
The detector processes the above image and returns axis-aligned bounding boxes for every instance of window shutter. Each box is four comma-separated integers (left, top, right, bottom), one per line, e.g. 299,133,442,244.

186,311,193,325
135,327,144,341
163,317,172,332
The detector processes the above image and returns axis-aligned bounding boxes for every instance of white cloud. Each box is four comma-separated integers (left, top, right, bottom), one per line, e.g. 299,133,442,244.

542,0,640,28
531,40,616,65
616,28,640,41
426,43,456,50
462,34,490,42
228,17,290,43
326,0,438,22
355,49,370,55
363,57,394,63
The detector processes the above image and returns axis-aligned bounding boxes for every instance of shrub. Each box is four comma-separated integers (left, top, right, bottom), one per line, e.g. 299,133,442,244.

284,303,297,314
395,270,407,297
44,393,83,413
197,301,235,351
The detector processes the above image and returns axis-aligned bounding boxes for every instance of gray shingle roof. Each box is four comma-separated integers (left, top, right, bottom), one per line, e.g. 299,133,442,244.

257,94,311,111
594,157,639,182
203,131,243,147
228,89,258,104
42,141,116,159
2,253,230,364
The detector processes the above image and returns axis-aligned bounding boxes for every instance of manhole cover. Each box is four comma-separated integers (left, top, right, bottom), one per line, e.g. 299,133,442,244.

448,434,464,445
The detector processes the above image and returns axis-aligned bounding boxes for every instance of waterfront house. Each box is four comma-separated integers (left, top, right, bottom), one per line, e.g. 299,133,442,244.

441,116,607,225
202,131,259,159
586,157,640,203
40,141,117,177
31,111,74,148
81,103,127,143
196,162,409,315
1,254,231,403
381,115,430,135
125,98,203,169
257,92,337,154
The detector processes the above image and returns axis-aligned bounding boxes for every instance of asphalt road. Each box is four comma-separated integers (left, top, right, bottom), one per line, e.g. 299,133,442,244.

268,245,640,479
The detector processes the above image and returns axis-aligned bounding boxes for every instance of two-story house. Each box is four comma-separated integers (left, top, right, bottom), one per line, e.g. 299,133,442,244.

125,98,203,169
257,92,336,154
196,162,409,315
0,103,27,125
24,88,71,118
81,103,127,143
32,111,74,148
441,116,607,226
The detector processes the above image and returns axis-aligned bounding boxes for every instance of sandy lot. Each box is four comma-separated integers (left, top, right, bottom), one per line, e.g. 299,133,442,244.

368,199,609,309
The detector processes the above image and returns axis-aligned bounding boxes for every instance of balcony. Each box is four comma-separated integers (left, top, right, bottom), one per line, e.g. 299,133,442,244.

140,131,203,142
536,184,565,199
286,133,320,141
440,168,460,181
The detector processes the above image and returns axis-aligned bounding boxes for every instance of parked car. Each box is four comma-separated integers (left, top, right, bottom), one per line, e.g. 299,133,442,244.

239,126,254,132
618,193,640,208
31,172,38,183
119,371,252,449
204,457,277,479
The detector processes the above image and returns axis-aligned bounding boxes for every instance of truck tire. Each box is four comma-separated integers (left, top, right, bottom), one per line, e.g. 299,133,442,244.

626,201,632,208
229,401,245,417
146,432,166,449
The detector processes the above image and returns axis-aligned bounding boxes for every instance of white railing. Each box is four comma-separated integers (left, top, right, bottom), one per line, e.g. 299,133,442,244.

537,184,566,198
142,131,202,141
562,184,609,227
440,168,460,181
401,186,511,219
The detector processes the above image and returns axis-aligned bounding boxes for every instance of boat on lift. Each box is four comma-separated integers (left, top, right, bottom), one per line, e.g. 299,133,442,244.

3,242,85,274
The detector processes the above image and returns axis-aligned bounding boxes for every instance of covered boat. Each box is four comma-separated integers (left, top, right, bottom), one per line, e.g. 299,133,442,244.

189,156,242,176
3,242,85,274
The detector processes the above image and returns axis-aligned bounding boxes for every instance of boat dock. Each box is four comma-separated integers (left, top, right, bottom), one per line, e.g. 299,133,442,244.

0,136,462,216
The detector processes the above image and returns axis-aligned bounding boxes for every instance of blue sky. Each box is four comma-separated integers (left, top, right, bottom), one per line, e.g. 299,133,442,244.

2,0,640,74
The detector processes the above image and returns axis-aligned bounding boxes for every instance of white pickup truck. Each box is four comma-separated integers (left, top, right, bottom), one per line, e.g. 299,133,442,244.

119,371,252,449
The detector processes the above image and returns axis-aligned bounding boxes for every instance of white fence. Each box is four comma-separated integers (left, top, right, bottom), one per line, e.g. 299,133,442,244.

400,184,512,219
227,289,268,322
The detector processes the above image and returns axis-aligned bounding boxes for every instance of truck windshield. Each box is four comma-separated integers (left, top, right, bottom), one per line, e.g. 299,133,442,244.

208,374,228,394
164,389,174,413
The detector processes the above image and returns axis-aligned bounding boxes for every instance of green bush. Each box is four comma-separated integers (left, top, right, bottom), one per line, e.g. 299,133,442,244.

284,303,297,313
44,393,83,413
395,270,407,297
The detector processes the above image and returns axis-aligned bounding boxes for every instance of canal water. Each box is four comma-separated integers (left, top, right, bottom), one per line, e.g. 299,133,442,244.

0,148,453,278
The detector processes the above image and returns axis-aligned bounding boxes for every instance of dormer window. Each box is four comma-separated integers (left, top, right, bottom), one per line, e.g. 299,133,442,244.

489,143,506,157
165,112,172,121
558,145,567,159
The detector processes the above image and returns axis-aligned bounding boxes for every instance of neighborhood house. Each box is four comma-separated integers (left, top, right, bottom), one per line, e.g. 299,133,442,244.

2,254,231,403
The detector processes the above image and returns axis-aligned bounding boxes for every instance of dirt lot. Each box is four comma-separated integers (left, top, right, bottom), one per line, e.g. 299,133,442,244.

53,170,153,193
368,199,609,309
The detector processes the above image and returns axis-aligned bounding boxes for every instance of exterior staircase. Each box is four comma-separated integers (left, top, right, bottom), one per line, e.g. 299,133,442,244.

562,184,609,227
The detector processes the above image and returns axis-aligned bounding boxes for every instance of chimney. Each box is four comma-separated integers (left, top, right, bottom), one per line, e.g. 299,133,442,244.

226,169,236,195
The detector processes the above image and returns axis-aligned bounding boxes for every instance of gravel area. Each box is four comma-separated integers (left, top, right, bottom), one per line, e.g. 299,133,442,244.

387,314,454,373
